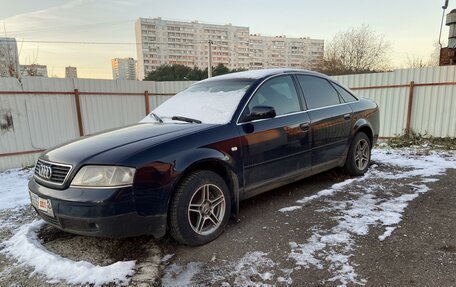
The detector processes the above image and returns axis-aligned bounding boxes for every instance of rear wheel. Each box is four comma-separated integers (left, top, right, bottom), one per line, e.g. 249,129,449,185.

168,170,231,246
344,132,371,176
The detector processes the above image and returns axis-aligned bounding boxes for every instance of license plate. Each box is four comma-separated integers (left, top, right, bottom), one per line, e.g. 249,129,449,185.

29,191,54,217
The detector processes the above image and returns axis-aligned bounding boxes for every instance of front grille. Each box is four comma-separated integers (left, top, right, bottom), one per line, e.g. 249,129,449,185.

35,159,72,185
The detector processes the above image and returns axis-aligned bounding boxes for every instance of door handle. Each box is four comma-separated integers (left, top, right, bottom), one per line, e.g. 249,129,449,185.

343,114,351,120
300,122,310,131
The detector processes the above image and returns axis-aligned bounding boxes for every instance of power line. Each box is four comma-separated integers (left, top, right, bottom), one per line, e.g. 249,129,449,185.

0,39,210,46
2,39,142,45
1,19,136,35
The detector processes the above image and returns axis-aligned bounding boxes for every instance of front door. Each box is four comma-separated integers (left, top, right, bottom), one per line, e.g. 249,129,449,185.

237,75,312,197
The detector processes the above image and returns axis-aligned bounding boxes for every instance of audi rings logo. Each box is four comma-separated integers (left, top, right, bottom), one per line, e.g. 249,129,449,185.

38,164,53,179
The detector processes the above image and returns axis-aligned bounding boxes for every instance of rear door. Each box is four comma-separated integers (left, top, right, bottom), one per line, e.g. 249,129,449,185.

296,75,353,173
238,75,312,197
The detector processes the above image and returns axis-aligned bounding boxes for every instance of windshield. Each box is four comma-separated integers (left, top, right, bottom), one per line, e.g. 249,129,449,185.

140,79,254,124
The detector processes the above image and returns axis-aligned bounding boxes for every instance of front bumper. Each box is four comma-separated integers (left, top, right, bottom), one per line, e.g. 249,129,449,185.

28,178,167,238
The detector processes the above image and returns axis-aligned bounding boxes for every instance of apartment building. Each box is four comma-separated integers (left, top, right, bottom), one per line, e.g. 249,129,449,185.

249,34,324,70
65,66,78,78
135,17,250,79
135,18,324,79
19,64,48,77
112,57,137,80
0,37,20,78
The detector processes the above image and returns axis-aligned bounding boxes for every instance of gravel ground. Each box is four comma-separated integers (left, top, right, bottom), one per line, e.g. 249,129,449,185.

0,148,455,286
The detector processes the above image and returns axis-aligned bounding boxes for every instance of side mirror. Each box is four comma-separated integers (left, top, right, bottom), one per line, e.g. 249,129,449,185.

244,105,276,122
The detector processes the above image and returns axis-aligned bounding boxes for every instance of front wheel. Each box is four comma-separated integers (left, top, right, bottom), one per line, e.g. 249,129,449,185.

344,132,371,176
168,171,231,246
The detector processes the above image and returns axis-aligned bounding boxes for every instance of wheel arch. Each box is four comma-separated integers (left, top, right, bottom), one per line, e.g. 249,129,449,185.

171,150,241,218
340,119,374,167
353,119,374,146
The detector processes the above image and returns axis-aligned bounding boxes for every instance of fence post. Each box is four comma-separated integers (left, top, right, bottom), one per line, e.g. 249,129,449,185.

405,81,415,136
144,90,150,115
74,89,84,137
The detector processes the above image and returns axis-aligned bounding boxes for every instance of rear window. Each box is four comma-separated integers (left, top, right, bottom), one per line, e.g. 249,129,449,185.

297,75,341,109
332,83,358,103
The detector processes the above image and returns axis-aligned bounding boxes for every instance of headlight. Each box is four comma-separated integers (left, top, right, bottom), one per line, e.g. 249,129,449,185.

71,166,135,187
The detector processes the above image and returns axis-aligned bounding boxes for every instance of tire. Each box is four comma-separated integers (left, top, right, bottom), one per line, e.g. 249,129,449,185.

168,170,231,246
344,132,371,176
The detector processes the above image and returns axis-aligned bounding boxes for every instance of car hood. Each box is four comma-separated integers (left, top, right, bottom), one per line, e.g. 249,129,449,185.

41,123,216,165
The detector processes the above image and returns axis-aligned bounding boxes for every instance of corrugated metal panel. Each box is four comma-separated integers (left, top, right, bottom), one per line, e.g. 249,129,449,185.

74,79,146,134
409,67,456,137
333,73,410,137
22,77,79,147
80,94,144,134
333,66,456,137
0,79,32,156
0,153,40,171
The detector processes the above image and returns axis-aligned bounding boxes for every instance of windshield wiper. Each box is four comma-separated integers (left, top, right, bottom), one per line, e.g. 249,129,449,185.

150,113,163,123
171,116,202,124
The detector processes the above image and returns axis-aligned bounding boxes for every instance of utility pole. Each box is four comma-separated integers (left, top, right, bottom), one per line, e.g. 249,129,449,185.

439,0,449,48
208,40,213,78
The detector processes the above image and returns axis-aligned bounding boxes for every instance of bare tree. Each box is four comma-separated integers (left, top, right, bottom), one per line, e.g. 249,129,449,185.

317,25,391,75
404,56,430,68
428,41,441,66
402,42,441,68
24,64,40,76
0,42,20,78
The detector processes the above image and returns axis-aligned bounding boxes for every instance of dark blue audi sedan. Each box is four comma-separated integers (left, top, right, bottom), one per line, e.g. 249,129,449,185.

29,69,379,245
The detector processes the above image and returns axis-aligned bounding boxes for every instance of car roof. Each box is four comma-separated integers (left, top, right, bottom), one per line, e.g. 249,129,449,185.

198,68,330,83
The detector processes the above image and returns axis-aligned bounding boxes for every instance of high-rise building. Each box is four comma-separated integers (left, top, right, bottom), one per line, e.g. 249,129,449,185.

20,64,48,77
249,34,324,70
65,66,78,78
0,37,20,78
135,17,324,80
135,18,250,80
111,57,137,80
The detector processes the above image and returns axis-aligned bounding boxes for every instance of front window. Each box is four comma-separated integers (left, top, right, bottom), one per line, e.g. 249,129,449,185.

246,75,301,117
141,79,254,124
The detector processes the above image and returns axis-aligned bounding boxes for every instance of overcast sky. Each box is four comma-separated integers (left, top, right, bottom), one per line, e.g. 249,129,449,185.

0,0,451,79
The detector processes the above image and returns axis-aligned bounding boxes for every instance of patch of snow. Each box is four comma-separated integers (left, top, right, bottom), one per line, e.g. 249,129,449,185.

161,254,175,263
372,149,456,177
162,262,202,287
286,149,456,286
277,268,293,285
199,68,304,82
278,206,302,212
231,251,275,286
259,271,274,281
378,227,396,241
0,168,33,211
294,172,371,206
1,220,135,286
165,251,291,286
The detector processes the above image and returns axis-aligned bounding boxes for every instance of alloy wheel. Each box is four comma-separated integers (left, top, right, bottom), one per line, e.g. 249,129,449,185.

187,184,226,235
354,138,370,170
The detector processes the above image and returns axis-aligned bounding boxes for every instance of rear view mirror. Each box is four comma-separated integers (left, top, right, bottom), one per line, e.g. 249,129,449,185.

244,105,276,122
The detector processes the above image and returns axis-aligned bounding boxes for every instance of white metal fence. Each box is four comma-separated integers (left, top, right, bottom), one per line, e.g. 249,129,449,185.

333,66,456,138
0,66,455,171
0,77,194,171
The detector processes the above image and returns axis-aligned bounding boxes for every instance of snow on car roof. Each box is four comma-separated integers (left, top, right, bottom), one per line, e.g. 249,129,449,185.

199,68,328,83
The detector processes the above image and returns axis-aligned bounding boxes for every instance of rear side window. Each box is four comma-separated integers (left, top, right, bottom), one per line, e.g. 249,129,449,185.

297,75,341,109
332,83,358,103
